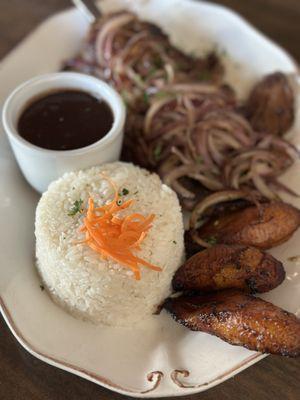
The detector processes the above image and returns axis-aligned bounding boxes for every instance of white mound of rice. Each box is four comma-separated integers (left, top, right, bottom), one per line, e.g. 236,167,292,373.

35,162,184,326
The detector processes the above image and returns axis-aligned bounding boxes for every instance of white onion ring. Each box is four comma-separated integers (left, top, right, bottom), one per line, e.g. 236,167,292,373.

95,13,135,65
190,190,247,230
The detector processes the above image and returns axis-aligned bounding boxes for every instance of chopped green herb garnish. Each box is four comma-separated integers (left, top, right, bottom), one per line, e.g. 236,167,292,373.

196,155,203,164
40,285,45,291
134,190,139,195
154,91,172,100
210,43,219,55
131,72,145,88
153,56,163,69
143,91,150,105
189,50,198,58
68,199,83,216
120,90,130,106
175,61,188,71
153,144,163,161
197,70,212,81
205,236,218,245
117,199,123,206
147,67,158,78
120,188,129,196
219,48,227,57
173,240,177,244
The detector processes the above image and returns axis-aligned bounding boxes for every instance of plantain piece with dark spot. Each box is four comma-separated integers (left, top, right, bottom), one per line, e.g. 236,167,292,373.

172,245,285,293
245,72,294,136
197,201,300,249
164,290,300,357
185,199,253,257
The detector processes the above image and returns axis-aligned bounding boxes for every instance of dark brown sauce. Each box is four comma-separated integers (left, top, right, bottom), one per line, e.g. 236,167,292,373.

18,90,114,151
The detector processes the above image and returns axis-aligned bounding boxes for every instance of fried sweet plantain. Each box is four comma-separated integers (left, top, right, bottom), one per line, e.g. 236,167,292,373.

245,72,294,136
198,201,300,249
172,245,285,293
164,290,300,357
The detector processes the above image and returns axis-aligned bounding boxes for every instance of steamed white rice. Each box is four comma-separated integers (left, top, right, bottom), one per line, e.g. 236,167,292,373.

35,162,184,326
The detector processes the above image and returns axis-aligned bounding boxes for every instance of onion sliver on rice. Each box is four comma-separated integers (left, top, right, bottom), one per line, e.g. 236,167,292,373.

35,162,185,326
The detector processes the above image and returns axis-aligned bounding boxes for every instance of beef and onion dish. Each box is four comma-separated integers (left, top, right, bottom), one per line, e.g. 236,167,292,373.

65,11,300,357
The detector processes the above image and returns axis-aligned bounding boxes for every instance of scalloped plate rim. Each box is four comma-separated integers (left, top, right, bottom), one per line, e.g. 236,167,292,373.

0,0,298,397
0,295,266,398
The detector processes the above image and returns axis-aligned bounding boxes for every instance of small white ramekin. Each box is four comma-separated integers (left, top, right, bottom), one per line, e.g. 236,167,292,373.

2,72,126,193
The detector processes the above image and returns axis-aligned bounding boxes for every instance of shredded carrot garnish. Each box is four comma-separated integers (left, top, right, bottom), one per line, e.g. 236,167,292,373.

77,176,162,280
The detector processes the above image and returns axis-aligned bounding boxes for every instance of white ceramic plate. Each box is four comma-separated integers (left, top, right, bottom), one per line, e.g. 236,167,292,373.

0,0,300,397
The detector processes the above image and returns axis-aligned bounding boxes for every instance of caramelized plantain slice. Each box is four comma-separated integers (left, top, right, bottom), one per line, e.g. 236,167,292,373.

245,72,294,136
164,290,300,357
197,201,300,249
173,245,285,293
